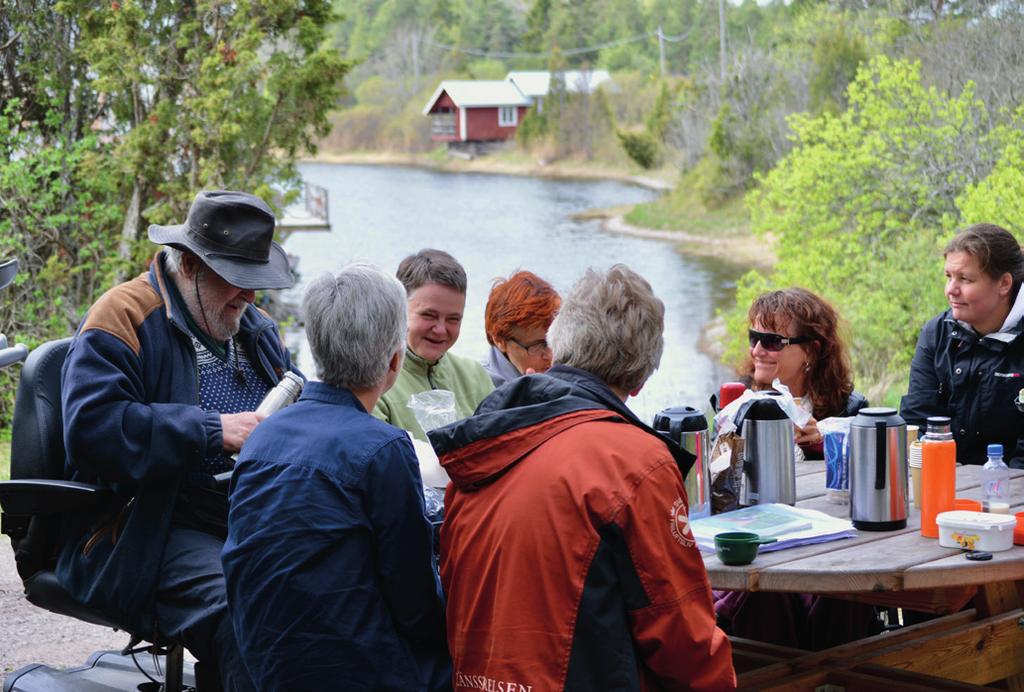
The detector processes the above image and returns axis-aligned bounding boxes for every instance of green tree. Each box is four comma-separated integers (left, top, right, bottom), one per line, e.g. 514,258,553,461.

726,56,1023,397
521,0,551,53
0,3,127,424
957,142,1024,231
0,97,125,425
618,80,675,169
454,0,522,57
0,0,350,428
808,21,867,114
79,0,351,248
546,0,599,67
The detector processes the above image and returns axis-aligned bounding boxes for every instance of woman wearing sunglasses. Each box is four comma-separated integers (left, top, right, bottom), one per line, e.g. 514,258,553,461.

717,287,877,650
482,270,561,387
740,288,867,457
901,223,1024,466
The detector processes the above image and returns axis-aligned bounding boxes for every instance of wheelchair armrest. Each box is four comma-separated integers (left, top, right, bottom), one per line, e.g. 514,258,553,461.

0,479,111,516
0,342,29,368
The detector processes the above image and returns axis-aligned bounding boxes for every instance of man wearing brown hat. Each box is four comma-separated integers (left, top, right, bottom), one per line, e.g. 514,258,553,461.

57,190,300,691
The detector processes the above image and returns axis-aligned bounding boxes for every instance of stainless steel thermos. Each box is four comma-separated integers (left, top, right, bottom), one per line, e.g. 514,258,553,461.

256,371,304,416
849,407,908,531
652,406,711,520
735,394,796,505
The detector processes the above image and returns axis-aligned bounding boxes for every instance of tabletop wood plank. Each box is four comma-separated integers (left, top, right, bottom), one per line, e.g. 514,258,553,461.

703,465,1024,593
795,471,825,501
705,523,902,591
903,544,1024,591
756,529,985,593
795,459,824,477
752,497,1024,593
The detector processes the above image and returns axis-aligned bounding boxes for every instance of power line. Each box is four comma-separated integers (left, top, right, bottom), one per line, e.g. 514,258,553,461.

659,29,691,43
655,27,693,75
426,29,687,59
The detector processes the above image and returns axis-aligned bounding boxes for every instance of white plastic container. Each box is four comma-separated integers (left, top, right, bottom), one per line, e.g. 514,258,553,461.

936,510,1017,552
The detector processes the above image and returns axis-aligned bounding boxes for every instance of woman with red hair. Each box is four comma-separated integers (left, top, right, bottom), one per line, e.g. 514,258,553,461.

483,271,561,386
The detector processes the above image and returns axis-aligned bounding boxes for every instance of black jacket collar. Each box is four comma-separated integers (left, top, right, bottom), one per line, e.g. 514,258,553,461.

429,365,695,477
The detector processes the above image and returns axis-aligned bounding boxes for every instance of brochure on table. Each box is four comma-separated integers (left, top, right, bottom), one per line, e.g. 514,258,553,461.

691,503,857,554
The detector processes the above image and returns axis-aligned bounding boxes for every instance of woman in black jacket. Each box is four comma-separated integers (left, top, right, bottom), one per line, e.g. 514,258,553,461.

900,223,1024,466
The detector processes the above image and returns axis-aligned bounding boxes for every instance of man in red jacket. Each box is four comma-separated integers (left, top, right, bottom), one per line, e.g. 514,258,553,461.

430,265,736,691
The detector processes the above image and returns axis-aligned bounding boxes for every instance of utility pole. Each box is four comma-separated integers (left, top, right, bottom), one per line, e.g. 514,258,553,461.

718,0,726,81
658,25,665,77
411,29,421,96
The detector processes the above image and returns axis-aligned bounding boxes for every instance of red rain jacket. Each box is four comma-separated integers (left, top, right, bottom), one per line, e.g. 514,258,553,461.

432,367,735,692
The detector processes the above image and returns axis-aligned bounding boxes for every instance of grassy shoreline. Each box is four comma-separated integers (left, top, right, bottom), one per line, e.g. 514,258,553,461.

308,149,678,191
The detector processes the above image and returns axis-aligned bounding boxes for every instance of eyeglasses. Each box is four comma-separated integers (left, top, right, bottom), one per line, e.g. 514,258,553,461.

509,336,551,357
748,329,812,352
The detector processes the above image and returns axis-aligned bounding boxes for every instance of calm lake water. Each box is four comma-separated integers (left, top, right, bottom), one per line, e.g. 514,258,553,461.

282,162,743,424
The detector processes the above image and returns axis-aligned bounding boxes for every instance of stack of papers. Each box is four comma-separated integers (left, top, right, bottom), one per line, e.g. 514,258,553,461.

691,503,857,554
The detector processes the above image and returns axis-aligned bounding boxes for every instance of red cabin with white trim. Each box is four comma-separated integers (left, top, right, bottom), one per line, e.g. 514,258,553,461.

422,80,531,143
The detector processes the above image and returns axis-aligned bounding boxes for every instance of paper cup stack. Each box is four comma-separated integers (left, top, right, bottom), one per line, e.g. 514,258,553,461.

908,440,923,509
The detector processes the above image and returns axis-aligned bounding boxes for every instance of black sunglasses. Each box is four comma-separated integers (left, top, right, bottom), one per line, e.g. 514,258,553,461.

748,329,812,352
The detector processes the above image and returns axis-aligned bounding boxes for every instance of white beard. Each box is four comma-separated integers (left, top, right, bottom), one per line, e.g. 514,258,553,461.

181,272,243,342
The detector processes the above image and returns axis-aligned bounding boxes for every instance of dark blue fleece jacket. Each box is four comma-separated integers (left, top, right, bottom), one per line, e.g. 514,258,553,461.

56,252,296,635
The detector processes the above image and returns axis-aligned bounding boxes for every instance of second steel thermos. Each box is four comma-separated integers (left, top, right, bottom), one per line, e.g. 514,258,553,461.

849,407,908,531
735,393,796,506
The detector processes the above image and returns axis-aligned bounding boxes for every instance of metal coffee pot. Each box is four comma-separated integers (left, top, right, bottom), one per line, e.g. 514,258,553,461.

652,406,711,520
734,393,796,506
849,407,908,530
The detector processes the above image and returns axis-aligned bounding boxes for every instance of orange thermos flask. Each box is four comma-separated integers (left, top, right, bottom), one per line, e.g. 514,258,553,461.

920,416,956,538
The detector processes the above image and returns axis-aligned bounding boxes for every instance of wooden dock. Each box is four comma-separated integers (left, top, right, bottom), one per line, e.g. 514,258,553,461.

277,182,330,238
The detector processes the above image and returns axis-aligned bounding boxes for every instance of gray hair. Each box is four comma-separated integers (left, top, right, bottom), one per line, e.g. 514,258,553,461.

302,263,408,391
163,246,185,274
396,248,467,295
548,264,664,392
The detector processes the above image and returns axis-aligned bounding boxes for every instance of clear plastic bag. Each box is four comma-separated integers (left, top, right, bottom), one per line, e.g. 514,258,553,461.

423,485,445,521
713,379,812,436
819,416,853,504
408,389,459,432
423,485,445,560
709,432,745,514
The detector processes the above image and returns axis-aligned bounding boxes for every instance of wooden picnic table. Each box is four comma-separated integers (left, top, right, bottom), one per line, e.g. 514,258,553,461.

705,460,1024,690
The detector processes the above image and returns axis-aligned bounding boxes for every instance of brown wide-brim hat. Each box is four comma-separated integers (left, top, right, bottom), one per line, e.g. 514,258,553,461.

148,190,294,290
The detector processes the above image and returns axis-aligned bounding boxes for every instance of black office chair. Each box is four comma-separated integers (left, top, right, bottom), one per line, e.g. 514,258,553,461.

0,338,186,691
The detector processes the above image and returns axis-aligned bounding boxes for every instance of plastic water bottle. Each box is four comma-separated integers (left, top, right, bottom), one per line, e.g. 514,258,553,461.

981,443,1011,514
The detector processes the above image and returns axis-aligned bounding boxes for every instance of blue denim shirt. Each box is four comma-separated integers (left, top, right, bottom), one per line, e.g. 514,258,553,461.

222,381,451,691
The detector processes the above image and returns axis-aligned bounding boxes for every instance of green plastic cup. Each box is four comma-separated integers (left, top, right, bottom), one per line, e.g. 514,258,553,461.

713,531,778,566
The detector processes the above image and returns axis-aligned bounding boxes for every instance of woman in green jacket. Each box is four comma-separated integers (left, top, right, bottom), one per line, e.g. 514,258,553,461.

374,248,494,441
